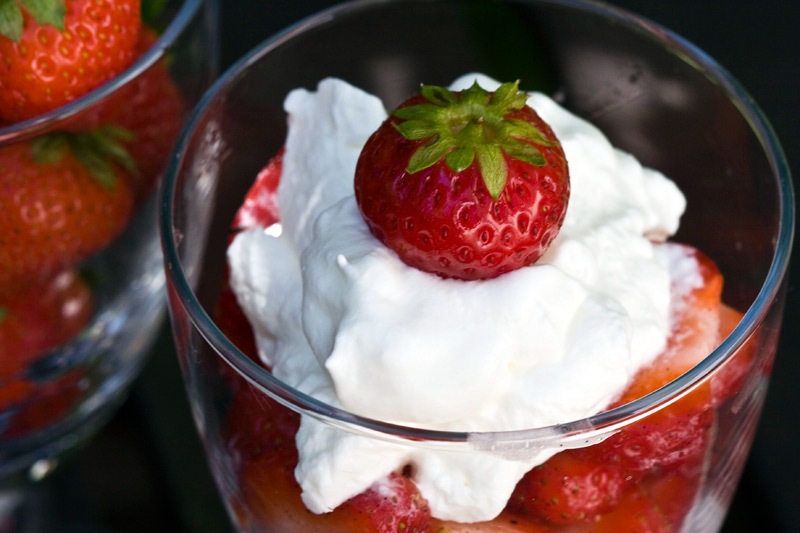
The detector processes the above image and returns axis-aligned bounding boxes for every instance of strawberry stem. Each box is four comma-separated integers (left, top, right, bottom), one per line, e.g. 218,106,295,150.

0,0,65,42
392,80,552,200
31,128,138,189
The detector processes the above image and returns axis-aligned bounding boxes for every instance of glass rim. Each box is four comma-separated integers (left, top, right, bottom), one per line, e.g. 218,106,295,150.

0,0,204,145
159,0,795,450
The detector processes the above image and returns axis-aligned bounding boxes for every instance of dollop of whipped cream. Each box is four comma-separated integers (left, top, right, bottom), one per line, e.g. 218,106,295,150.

227,74,687,522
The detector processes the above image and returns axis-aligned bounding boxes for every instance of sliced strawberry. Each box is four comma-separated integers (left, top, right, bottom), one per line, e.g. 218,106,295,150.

236,430,431,532
215,268,259,363
228,383,432,532
342,470,432,533
575,385,714,476
614,244,723,406
432,511,549,532
507,450,630,525
232,147,284,232
563,485,673,533
641,471,700,529
237,447,345,533
710,304,757,406
224,385,299,463
571,244,722,476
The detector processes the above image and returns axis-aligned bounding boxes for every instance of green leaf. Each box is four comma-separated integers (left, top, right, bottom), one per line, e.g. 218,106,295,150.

20,0,64,31
490,80,527,112
445,146,475,172
31,133,68,164
407,137,454,174
89,127,138,176
393,119,438,140
421,85,457,106
393,103,442,121
461,82,491,106
0,0,24,42
141,0,166,24
504,139,546,166
505,118,554,146
476,144,507,199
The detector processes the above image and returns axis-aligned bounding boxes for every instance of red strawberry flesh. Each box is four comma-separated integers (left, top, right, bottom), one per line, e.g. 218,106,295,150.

354,81,569,280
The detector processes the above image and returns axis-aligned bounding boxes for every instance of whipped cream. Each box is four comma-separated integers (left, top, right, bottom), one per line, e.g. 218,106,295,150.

227,74,688,522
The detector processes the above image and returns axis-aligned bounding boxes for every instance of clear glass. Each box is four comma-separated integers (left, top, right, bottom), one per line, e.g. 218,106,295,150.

161,0,794,531
0,0,219,496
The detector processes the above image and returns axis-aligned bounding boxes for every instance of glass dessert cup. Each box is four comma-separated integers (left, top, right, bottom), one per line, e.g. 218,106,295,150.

161,0,794,531
0,0,219,491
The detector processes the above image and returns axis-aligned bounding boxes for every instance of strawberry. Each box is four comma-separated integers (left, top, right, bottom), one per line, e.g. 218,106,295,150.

344,470,432,533
710,303,757,406
232,147,284,232
0,0,141,122
567,485,673,533
224,384,300,463
571,244,723,476
239,452,433,533
227,384,432,532
75,26,184,200
0,130,135,294
3,368,84,437
354,81,569,280
432,513,548,532
215,271,260,363
613,244,723,406
0,269,93,378
507,450,631,525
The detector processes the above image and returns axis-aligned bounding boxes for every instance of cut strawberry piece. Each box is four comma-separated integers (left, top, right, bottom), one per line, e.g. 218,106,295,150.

432,511,549,532
342,471,432,533
641,471,700,529
227,383,432,532
710,304,757,406
237,448,361,533
507,450,631,525
236,433,432,532
575,385,714,476
232,148,284,232
224,385,299,463
614,244,723,406
565,485,673,533
215,268,259,363
571,244,722,476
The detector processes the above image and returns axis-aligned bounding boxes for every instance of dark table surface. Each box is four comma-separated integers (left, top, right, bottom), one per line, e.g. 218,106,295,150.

28,1,800,532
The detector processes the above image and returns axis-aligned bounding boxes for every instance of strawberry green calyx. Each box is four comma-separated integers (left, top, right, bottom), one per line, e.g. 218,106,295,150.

392,80,555,200
0,0,65,42
32,127,137,188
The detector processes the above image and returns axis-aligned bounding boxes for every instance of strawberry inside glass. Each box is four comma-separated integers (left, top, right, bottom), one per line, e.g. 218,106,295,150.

0,0,186,443
215,78,764,532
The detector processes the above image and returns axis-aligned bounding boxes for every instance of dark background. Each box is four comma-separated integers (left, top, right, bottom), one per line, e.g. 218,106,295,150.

29,1,799,532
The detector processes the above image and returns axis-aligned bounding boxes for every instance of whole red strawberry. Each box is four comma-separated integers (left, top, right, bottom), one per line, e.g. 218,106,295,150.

75,26,184,200
0,0,141,122
354,81,569,280
0,131,135,295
